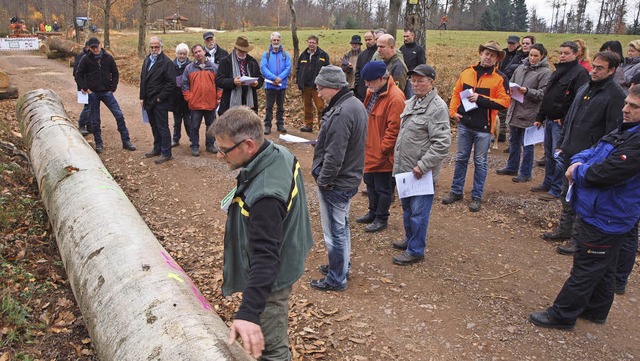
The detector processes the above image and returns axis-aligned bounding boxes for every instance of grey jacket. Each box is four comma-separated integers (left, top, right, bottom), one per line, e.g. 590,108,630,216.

622,57,640,90
393,88,451,183
312,90,368,190
506,58,551,129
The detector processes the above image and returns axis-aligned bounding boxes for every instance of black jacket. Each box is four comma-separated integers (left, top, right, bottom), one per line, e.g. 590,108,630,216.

499,47,524,79
296,47,330,90
139,51,176,110
73,49,90,91
558,75,627,160
75,49,119,93
215,52,264,116
536,60,590,123
399,42,426,71
205,44,229,65
354,45,377,100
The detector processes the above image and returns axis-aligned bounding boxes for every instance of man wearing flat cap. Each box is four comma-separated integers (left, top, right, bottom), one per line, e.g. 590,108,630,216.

355,61,404,234
202,31,229,65
216,36,264,116
341,35,362,89
391,64,451,265
443,41,511,212
500,35,523,79
309,65,367,292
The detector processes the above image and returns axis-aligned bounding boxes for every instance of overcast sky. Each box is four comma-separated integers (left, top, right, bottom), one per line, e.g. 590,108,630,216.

524,0,607,24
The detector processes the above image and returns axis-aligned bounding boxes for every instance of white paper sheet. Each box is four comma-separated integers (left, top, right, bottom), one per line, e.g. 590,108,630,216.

239,76,259,85
279,134,314,143
394,171,434,199
141,107,149,124
460,88,478,112
566,183,573,203
523,125,545,146
509,82,524,103
264,79,282,87
77,91,89,104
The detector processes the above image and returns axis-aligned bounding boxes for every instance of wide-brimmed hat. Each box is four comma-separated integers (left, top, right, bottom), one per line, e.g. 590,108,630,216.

234,36,254,52
479,41,506,62
350,35,362,45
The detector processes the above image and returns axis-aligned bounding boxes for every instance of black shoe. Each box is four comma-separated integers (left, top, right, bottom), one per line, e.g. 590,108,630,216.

318,264,351,279
496,168,518,176
95,144,104,154
556,242,576,255
497,134,507,142
364,219,388,233
356,213,375,224
122,141,137,151
300,125,313,132
310,279,346,292
277,125,287,133
145,150,160,158
264,127,272,135
206,146,218,154
171,140,179,148
530,185,549,193
79,125,90,136
578,312,607,324
442,192,463,205
392,253,424,265
392,239,407,250
191,148,200,157
469,197,482,212
529,311,575,330
154,155,173,164
541,230,570,241
512,176,531,183
615,284,626,295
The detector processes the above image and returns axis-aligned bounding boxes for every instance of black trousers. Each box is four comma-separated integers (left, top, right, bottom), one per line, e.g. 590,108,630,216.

363,172,393,221
548,217,628,322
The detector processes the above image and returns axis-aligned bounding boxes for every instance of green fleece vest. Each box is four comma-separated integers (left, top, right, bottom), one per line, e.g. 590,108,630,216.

222,142,313,296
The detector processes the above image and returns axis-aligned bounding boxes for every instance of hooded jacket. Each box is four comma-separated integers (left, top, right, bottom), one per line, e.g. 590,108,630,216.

536,59,590,122
506,57,551,129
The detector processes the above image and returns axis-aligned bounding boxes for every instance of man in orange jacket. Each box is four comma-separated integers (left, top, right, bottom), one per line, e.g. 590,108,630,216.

355,61,405,232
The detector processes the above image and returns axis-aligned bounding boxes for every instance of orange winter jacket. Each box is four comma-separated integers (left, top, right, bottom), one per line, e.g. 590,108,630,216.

449,63,510,133
363,76,405,172
182,60,219,111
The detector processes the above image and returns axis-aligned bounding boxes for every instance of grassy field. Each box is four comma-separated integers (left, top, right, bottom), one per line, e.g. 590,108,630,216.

109,29,640,102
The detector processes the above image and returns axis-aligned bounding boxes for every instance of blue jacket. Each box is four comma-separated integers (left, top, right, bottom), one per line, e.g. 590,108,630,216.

571,123,640,234
260,45,292,90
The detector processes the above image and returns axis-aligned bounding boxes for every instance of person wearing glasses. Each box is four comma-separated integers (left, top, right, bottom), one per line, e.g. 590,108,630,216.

140,36,177,164
75,37,137,154
209,106,313,360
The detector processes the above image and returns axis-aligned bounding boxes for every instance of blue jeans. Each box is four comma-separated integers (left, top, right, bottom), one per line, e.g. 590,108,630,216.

541,121,563,196
450,124,492,199
401,194,434,257
88,91,131,146
189,109,215,150
78,103,90,127
505,126,534,178
363,172,393,221
317,187,357,288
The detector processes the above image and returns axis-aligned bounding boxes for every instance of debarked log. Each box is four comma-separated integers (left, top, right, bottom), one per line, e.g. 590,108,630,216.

16,89,252,361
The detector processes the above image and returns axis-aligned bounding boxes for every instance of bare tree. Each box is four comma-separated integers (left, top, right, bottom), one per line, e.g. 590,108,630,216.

288,0,300,67
138,0,166,58
388,0,403,39
404,0,437,48
96,0,120,48
575,0,588,33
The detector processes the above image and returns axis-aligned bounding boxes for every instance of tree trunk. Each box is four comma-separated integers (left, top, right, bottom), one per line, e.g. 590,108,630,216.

46,37,84,56
73,0,81,43
138,0,149,58
0,87,18,100
104,0,112,49
596,0,606,33
288,0,300,66
46,50,68,59
16,89,254,361
388,0,403,39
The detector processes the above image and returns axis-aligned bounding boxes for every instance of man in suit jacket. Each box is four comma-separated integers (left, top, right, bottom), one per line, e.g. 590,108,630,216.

140,36,176,164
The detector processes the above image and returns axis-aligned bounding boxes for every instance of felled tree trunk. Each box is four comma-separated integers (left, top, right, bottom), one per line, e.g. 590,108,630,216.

45,37,84,56
46,51,67,59
16,89,252,361
0,71,9,88
0,86,18,100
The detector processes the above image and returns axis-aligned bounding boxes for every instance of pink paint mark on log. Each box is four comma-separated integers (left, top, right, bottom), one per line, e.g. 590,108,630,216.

191,285,213,310
161,251,185,272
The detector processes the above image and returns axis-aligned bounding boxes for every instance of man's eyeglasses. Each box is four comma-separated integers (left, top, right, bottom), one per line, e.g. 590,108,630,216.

150,45,161,49
217,139,248,157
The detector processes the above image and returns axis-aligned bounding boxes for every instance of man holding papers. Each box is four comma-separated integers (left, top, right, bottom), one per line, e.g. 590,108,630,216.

392,64,450,265
260,32,292,134
443,41,510,212
216,36,264,116
496,43,551,183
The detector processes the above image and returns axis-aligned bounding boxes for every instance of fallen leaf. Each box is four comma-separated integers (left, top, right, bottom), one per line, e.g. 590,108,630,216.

349,337,366,344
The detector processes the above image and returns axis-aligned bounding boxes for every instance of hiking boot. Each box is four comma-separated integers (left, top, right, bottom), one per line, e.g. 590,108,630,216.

539,193,560,201
556,241,576,255
144,150,160,158
318,264,350,279
264,127,272,135
392,253,424,266
95,143,104,154
79,124,90,136
122,141,137,151
578,312,607,324
356,213,375,224
512,176,532,183
300,125,313,132
364,219,387,233
541,230,571,241
529,311,575,330
155,155,173,164
206,146,218,154
392,239,408,250
310,279,346,292
469,197,482,212
615,284,626,295
191,148,200,157
530,185,549,193
277,125,287,133
442,192,463,205
496,168,518,176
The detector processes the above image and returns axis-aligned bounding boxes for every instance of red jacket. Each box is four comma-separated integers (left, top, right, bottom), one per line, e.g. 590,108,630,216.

363,76,405,172
182,60,218,111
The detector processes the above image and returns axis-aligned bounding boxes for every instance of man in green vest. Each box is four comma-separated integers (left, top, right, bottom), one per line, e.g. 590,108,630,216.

210,106,313,360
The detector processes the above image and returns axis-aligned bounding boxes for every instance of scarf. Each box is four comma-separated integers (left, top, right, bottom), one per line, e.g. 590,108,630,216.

230,50,254,109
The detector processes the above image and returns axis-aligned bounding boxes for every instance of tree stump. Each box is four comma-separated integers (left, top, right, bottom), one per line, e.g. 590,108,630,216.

0,71,9,88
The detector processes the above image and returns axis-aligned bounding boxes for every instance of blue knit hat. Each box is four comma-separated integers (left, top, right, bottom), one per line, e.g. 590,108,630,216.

361,61,387,81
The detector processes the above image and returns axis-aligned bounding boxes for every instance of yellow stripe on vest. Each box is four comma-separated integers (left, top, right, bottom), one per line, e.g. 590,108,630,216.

287,161,301,211
232,196,250,217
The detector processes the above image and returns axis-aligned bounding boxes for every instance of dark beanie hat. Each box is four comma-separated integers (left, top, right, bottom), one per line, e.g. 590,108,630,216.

361,61,387,81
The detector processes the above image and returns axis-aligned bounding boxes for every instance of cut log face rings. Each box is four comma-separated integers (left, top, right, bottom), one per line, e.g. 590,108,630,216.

0,71,9,88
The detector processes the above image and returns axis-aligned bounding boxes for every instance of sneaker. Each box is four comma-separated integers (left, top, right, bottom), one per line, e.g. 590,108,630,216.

392,253,424,266
469,197,482,212
539,193,560,201
191,148,200,157
300,125,313,132
155,155,173,164
496,168,518,176
392,239,408,250
364,219,388,233
530,185,549,193
442,192,463,205
310,278,346,292
512,176,531,183
355,213,375,224
122,141,137,151
556,242,576,255
277,125,287,133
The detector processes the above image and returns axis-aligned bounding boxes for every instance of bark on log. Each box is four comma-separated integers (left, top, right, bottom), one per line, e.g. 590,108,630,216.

45,37,84,56
46,51,68,59
0,71,9,88
16,89,253,361
39,44,48,53
0,87,18,100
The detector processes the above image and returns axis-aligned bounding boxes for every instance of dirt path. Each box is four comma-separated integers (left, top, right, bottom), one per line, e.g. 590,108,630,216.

2,51,639,360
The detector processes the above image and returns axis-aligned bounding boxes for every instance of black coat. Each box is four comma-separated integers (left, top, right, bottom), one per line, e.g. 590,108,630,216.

399,42,426,71
536,60,590,123
139,51,176,110
73,49,90,91
354,46,377,100
205,44,229,65
499,48,524,79
215,52,264,115
558,75,627,160
75,49,119,93
296,47,330,90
